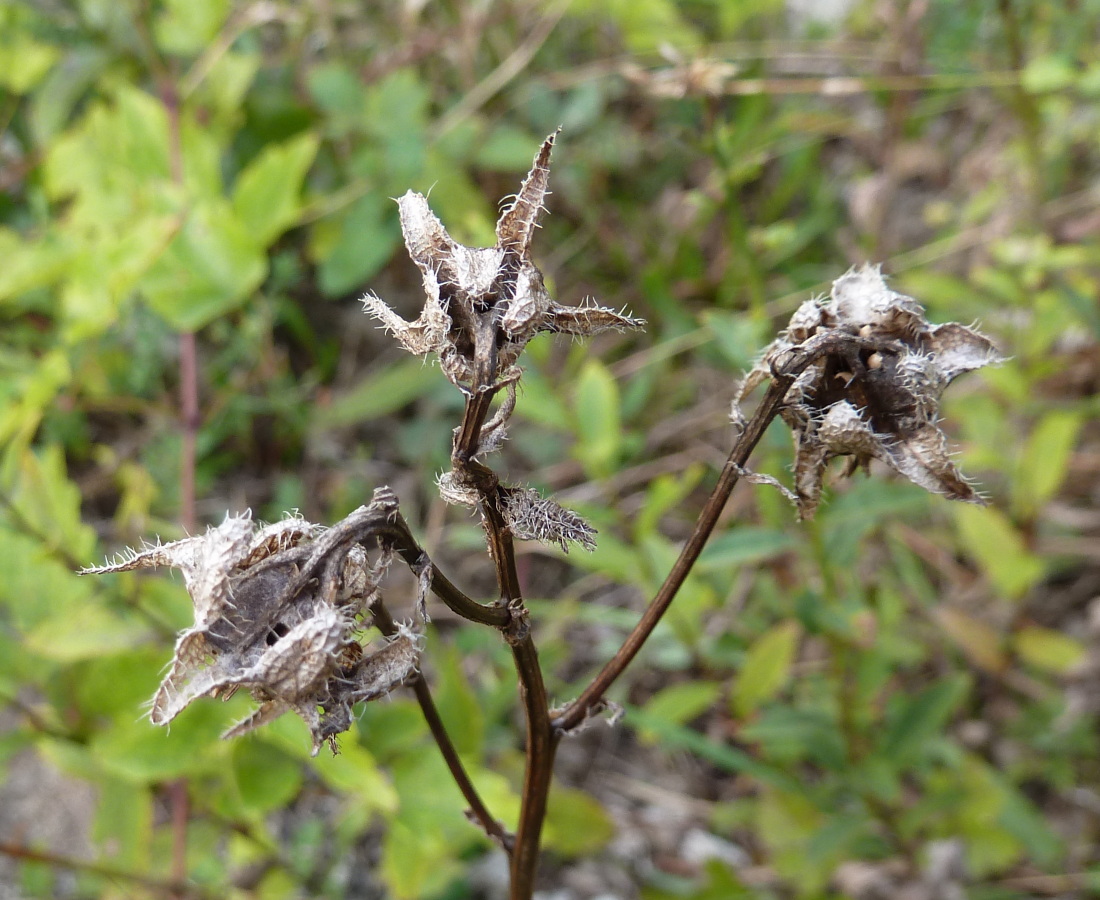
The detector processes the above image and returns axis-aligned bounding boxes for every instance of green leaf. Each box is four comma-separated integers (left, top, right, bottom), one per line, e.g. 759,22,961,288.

5,444,97,560
954,504,1045,601
312,358,442,428
998,784,1063,867
0,33,60,94
1014,409,1083,518
0,352,72,446
93,778,153,867
313,739,398,812
381,751,489,898
1021,54,1077,93
513,363,573,431
195,50,260,118
879,675,969,765
232,133,319,246
474,125,548,171
1014,625,1087,675
73,650,165,719
739,706,847,770
363,69,430,184
44,86,171,204
640,681,722,744
232,741,304,815
381,819,463,900
312,192,401,296
572,359,622,478
0,228,75,302
634,466,706,539
140,199,266,332
543,786,615,856
154,0,231,55
731,619,801,717
91,702,235,782
431,644,485,758
755,788,829,892
624,704,799,791
24,603,152,663
696,527,796,573
306,62,368,134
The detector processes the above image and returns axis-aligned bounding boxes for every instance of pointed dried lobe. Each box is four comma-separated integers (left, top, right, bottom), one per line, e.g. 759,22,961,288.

542,300,647,336
500,486,597,553
496,130,558,256
927,322,1002,380
399,190,456,272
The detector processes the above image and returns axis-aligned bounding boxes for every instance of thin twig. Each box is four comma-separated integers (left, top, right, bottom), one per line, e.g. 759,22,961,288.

434,1,568,138
554,331,871,733
0,842,212,899
448,344,556,898
371,600,514,852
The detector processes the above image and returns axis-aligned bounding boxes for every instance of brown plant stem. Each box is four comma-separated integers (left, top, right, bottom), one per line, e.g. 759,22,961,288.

0,842,211,899
478,502,556,899
370,600,513,851
507,633,557,899
270,503,507,627
449,360,556,897
385,517,509,627
555,331,872,733
997,0,1045,220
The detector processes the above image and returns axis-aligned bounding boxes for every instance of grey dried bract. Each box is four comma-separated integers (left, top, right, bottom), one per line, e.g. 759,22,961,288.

499,487,597,553
80,493,423,755
734,265,1003,518
363,131,646,389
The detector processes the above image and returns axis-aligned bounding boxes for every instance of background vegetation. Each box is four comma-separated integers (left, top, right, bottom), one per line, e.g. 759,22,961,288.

1,0,1098,897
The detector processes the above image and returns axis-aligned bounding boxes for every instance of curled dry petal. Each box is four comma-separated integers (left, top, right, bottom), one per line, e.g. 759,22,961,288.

735,264,1002,517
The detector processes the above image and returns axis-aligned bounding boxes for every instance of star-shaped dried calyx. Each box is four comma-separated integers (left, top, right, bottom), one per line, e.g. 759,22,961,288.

734,265,1003,518
363,131,645,391
80,491,425,755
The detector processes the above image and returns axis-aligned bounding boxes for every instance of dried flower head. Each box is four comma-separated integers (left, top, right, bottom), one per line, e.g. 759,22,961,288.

735,265,1003,518
363,131,645,389
80,491,424,755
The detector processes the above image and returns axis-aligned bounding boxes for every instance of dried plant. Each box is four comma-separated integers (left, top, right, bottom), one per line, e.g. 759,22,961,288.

734,264,1003,517
81,135,1002,899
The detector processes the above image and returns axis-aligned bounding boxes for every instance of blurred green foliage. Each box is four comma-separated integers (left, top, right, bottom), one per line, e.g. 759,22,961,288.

2,0,1099,897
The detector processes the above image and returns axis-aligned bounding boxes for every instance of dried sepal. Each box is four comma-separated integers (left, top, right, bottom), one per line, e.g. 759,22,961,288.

81,495,428,754
540,297,646,337
81,512,254,626
550,698,624,736
363,131,645,394
437,469,480,507
730,463,799,504
496,130,557,255
500,486,597,553
362,288,450,358
347,623,421,703
737,264,1003,517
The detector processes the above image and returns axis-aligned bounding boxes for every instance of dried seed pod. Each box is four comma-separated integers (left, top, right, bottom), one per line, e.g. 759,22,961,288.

363,132,645,393
735,264,1002,517
81,495,426,753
